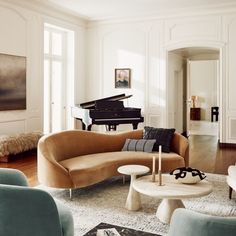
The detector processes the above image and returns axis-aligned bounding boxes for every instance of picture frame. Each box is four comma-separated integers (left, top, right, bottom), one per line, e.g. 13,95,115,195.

0,53,26,111
115,68,131,88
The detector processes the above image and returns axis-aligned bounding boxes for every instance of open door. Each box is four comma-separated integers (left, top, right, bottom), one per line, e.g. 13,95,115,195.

185,59,191,137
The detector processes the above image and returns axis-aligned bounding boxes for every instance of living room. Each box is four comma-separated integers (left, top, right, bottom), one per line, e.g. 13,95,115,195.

1,0,236,235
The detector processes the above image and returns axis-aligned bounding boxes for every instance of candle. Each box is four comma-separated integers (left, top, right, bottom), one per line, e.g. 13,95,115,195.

159,145,162,170
152,156,156,173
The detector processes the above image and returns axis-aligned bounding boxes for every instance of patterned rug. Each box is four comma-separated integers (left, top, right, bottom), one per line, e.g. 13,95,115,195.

37,173,236,236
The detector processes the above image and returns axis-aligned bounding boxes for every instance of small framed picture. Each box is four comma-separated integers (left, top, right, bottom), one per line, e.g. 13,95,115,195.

115,68,131,88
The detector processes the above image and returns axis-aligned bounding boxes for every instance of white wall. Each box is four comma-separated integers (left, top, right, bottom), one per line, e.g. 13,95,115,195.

189,60,218,121
86,22,165,130
86,11,236,144
0,0,86,135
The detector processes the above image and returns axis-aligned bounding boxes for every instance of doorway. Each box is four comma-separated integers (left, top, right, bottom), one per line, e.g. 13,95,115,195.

188,59,219,136
167,47,220,138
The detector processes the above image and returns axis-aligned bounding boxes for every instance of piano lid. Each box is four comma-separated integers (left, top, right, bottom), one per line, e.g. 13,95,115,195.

79,94,132,109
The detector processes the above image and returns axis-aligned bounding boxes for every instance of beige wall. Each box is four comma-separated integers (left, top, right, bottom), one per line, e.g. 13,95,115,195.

189,60,218,121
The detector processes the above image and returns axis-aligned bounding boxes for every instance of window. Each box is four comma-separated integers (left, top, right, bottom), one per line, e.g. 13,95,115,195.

44,24,75,133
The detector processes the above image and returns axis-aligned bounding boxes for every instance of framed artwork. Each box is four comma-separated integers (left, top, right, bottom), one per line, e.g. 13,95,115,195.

115,68,131,88
0,53,26,111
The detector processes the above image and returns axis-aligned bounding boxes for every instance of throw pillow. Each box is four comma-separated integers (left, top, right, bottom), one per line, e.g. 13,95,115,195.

143,126,175,153
122,139,156,153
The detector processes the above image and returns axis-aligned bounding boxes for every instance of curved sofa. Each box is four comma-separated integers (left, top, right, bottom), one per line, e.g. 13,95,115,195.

38,129,189,189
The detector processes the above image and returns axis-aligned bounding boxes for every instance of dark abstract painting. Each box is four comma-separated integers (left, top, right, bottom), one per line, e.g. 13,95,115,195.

0,53,26,111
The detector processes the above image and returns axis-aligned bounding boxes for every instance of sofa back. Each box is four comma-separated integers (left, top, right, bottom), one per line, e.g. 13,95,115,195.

171,132,189,166
39,129,143,162
38,129,189,166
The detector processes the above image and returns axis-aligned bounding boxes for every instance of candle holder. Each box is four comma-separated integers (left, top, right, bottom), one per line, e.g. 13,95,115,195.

151,172,156,182
158,170,165,186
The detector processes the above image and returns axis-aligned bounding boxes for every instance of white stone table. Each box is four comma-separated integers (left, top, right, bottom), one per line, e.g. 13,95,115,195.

132,174,213,224
117,165,150,211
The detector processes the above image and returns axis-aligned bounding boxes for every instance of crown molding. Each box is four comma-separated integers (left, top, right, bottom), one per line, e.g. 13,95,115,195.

87,3,236,28
0,0,88,27
1,0,236,29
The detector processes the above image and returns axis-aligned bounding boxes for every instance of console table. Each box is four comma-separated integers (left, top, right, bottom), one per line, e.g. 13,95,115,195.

190,108,201,120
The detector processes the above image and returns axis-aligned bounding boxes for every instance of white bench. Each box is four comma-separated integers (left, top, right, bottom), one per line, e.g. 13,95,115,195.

0,132,42,162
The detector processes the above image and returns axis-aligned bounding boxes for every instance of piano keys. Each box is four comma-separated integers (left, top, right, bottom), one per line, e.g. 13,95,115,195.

71,94,144,131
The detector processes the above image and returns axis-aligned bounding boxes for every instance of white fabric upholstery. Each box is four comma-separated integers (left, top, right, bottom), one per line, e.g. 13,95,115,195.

228,165,236,179
227,165,236,194
227,176,236,191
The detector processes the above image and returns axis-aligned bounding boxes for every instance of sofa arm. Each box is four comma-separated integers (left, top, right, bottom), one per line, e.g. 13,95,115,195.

37,137,74,188
171,133,189,167
0,185,63,236
168,209,236,236
0,168,28,186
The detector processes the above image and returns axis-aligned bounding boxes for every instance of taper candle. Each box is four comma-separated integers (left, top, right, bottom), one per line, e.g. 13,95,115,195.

152,156,156,173
159,145,162,170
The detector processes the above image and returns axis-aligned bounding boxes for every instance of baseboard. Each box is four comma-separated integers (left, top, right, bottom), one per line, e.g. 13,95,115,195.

219,142,236,148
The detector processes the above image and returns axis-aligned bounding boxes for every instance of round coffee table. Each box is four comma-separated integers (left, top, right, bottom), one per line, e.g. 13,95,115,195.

132,174,213,224
117,165,150,211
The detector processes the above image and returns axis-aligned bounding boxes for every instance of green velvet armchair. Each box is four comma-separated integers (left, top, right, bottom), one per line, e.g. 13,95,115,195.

168,208,236,236
0,168,74,236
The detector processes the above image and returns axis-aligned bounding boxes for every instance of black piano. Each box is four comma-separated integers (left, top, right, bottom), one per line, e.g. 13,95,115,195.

71,94,144,131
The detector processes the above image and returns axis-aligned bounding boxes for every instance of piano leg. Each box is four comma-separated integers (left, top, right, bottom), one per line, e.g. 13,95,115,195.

132,122,139,130
87,124,93,131
76,118,86,130
82,122,86,130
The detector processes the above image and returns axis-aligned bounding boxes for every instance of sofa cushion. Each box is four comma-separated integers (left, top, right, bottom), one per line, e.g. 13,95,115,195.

59,151,184,188
122,139,156,153
143,126,175,153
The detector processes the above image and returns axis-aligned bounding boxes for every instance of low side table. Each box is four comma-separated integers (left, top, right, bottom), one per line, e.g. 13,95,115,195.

133,174,213,224
117,165,150,211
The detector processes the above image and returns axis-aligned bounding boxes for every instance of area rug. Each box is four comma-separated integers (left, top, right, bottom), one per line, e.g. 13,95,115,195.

37,174,236,236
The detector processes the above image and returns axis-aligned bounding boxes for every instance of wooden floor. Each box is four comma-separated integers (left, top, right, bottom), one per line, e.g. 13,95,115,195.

0,150,38,187
189,135,236,174
0,135,236,187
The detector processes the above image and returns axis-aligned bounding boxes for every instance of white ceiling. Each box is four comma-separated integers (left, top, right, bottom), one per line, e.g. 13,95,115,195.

37,0,236,21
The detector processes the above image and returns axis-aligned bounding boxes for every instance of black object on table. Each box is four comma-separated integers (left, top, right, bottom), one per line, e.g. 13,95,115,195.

83,222,161,236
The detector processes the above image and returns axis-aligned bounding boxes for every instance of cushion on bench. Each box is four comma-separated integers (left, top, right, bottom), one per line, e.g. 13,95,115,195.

0,132,42,160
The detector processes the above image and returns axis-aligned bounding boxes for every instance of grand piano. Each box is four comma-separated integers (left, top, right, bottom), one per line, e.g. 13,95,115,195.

71,94,144,131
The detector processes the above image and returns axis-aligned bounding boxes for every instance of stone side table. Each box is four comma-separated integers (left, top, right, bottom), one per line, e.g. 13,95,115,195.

117,165,150,211
133,174,213,223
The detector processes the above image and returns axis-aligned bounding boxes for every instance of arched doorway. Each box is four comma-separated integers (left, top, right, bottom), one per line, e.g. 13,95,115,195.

164,43,226,172
164,42,225,143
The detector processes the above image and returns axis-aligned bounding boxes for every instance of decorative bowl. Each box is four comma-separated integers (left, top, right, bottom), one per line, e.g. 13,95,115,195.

170,167,206,184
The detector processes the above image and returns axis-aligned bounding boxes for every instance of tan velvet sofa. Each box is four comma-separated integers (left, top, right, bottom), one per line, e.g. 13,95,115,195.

38,129,189,189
